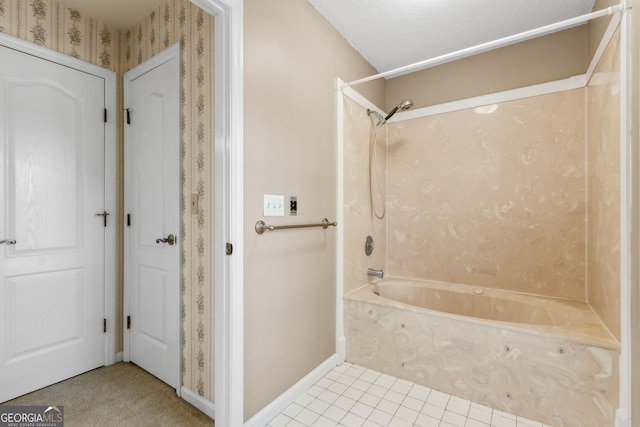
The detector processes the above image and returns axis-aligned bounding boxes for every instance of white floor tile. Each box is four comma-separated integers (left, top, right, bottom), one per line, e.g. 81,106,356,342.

316,377,333,389
367,384,388,398
295,393,314,407
267,364,551,427
359,369,380,383
401,395,424,412
368,408,393,426
414,413,440,427
295,408,321,426
325,370,342,381
447,396,471,416
465,418,491,427
468,405,492,424
333,395,357,412
351,379,373,392
283,403,304,419
267,413,292,427
394,405,419,423
343,386,366,401
387,416,413,427
384,390,406,405
336,374,357,387
426,390,450,408
341,412,366,427
351,402,375,419
328,381,349,395
376,398,400,416
390,380,412,395
516,418,543,427
492,413,517,427
307,398,331,415
318,389,340,404
324,405,347,423
359,392,381,408
306,385,323,398
408,384,431,401
443,409,467,427
373,374,395,389
311,415,338,427
421,402,445,420
345,366,365,378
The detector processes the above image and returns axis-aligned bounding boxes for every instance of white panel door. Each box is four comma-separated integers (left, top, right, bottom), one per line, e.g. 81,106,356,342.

125,45,180,390
0,45,106,402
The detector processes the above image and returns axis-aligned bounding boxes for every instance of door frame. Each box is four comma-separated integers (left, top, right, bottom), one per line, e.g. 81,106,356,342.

189,0,243,425
0,32,117,367
122,43,182,394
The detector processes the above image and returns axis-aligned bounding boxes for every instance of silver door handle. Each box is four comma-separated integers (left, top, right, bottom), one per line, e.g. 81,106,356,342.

155,234,175,245
0,239,16,245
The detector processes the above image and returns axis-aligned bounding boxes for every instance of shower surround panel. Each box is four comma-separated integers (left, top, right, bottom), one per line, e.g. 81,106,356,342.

386,89,587,301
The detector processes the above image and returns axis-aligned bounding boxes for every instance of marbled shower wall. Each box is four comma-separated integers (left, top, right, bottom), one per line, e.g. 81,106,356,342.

0,0,215,400
587,28,621,340
386,90,586,301
343,30,621,340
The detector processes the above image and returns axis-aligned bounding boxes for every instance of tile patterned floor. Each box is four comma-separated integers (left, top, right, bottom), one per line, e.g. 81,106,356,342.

267,363,553,427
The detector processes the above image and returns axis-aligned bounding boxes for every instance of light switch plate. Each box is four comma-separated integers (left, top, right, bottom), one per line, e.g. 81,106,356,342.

264,194,284,216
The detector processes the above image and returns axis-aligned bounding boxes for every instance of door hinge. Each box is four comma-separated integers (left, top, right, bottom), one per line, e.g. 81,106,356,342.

103,318,107,333
127,213,131,227
125,108,131,125
127,315,131,329
104,108,107,123
226,242,233,255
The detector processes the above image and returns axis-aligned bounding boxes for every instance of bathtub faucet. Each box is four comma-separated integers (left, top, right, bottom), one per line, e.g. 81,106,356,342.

367,268,384,279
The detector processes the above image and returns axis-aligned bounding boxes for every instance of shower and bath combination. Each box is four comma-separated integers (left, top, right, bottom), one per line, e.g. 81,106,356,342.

366,99,413,219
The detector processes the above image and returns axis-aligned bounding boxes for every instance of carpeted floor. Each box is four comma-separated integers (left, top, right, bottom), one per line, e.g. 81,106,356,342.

1,362,214,426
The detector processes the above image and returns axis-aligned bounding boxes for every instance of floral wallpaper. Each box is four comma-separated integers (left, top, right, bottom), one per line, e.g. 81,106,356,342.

0,0,117,70
1,0,215,402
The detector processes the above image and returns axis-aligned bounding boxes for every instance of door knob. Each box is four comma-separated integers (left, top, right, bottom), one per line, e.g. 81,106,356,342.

155,234,176,245
0,239,16,245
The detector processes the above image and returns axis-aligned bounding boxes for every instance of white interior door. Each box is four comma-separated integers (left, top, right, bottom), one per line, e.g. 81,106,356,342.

125,45,180,390
0,45,106,402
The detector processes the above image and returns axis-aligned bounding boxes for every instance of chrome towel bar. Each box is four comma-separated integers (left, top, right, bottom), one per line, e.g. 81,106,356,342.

255,218,337,234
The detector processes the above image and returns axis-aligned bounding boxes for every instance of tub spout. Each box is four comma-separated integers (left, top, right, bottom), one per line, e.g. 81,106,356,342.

367,268,384,279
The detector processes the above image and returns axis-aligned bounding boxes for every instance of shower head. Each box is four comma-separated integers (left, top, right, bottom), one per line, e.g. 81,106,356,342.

384,99,414,122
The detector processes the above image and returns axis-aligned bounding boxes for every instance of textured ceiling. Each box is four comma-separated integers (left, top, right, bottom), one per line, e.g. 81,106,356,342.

62,1,596,72
61,0,165,30
307,0,596,74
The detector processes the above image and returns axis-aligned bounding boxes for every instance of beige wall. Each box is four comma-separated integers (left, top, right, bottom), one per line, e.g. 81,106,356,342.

0,0,216,401
587,28,621,340
386,28,588,110
588,0,620,61
242,0,383,420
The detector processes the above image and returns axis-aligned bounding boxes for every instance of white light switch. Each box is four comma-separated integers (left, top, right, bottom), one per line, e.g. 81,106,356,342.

264,194,285,216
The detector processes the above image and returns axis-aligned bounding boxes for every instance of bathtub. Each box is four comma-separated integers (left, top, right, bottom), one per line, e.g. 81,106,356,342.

344,278,620,427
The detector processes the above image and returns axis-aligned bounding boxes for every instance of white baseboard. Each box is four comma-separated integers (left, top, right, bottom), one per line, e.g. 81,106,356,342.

115,352,124,363
181,387,216,420
244,354,340,427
